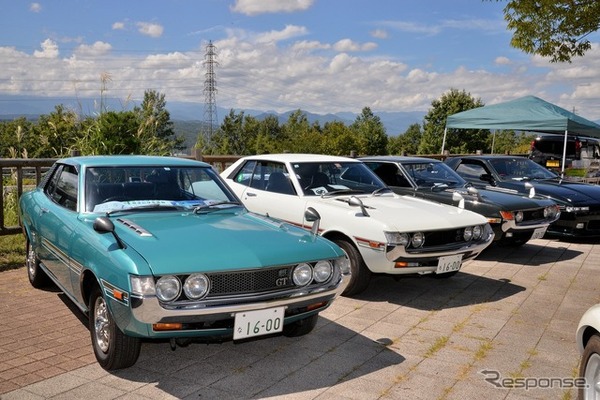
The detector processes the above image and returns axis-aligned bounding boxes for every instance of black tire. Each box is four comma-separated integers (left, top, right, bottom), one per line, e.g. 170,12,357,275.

89,286,141,370
579,334,600,400
334,239,371,296
283,314,319,337
26,239,50,288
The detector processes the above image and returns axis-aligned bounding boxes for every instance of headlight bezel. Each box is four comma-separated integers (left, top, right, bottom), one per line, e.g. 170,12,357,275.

155,275,182,302
293,263,313,286
183,273,210,300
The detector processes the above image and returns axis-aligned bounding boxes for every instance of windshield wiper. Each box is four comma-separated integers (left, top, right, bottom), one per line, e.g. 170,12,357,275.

321,189,365,198
371,187,393,196
193,201,242,214
106,204,179,216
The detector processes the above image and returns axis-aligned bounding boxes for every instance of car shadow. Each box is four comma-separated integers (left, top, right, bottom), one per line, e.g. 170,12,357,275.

353,272,525,311
107,318,406,398
477,239,583,266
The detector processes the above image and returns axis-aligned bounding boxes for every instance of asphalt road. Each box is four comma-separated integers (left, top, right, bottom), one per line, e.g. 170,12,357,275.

1,236,599,399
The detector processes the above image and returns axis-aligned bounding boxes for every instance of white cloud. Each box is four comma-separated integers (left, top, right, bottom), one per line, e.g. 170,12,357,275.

370,29,388,39
75,41,112,57
33,39,59,58
29,2,41,12
256,25,308,43
136,22,164,38
112,21,126,30
495,56,511,65
333,39,378,52
231,0,314,16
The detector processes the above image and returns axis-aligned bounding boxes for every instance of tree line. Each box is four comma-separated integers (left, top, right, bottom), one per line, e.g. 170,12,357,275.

0,88,533,159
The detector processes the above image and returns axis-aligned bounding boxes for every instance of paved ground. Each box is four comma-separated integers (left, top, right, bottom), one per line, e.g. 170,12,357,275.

1,236,599,400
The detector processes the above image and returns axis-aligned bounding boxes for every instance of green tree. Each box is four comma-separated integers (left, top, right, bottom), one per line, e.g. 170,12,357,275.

321,121,359,156
0,118,37,158
280,110,311,152
351,107,388,156
418,89,488,155
254,115,284,154
387,123,422,155
77,111,140,155
500,0,600,63
135,90,183,154
34,105,80,157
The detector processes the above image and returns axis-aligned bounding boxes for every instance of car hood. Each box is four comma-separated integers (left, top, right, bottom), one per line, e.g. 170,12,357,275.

309,194,487,231
107,209,342,275
503,179,600,206
463,188,555,209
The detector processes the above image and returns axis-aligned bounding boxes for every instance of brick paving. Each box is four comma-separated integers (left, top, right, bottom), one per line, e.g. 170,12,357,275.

1,236,599,399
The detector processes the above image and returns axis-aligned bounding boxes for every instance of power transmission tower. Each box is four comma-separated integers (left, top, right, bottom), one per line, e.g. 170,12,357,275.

202,41,219,146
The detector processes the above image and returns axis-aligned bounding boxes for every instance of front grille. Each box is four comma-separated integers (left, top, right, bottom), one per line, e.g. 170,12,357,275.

523,208,545,222
207,267,294,297
417,228,465,248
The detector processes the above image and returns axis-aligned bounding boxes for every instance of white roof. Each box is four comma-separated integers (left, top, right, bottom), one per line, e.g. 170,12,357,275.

242,153,360,163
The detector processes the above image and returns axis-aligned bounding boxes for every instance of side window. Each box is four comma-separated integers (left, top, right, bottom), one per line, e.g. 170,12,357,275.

455,162,487,184
263,162,296,195
46,164,79,211
233,161,260,188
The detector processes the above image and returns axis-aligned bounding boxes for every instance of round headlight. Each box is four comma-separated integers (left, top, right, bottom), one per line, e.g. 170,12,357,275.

385,232,410,247
183,273,210,299
293,263,313,286
515,211,524,223
313,260,333,283
411,232,425,248
156,275,181,302
463,226,473,241
472,225,483,240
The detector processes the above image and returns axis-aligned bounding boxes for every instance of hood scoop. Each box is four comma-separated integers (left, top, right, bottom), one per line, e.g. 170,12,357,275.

116,218,153,237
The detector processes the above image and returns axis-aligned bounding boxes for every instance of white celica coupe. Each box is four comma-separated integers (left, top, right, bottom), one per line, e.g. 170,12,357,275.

222,154,495,296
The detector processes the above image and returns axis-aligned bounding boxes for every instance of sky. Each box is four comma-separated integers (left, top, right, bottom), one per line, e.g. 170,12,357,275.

2,0,600,121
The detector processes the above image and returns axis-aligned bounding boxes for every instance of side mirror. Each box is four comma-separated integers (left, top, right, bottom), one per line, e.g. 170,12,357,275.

94,217,126,249
348,196,370,217
304,207,321,236
467,186,483,202
479,173,494,185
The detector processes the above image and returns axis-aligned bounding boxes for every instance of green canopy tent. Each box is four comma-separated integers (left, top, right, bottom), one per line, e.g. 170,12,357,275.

443,95,600,174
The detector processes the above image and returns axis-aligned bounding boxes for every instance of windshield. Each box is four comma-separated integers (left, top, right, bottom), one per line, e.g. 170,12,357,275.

402,161,466,189
292,161,387,196
84,165,237,213
489,158,558,181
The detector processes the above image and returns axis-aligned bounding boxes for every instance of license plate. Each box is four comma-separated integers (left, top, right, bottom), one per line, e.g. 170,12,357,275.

233,307,284,340
531,226,547,240
546,160,560,167
436,254,462,274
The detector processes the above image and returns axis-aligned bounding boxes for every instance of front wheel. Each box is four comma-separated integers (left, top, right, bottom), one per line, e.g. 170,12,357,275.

89,286,141,370
26,239,50,288
283,314,319,337
579,335,600,400
334,239,371,296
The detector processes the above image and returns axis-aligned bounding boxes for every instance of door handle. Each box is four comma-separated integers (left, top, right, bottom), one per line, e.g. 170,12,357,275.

246,192,257,197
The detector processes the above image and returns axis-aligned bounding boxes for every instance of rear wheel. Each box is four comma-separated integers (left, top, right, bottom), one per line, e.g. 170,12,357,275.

26,239,50,288
283,314,319,337
334,239,371,296
89,286,141,370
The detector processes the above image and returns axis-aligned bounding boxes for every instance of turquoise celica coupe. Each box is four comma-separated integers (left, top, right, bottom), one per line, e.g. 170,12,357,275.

19,155,349,370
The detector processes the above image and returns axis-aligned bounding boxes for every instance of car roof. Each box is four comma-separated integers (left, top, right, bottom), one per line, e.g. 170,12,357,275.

239,153,361,163
360,155,439,164
448,155,528,160
59,155,210,168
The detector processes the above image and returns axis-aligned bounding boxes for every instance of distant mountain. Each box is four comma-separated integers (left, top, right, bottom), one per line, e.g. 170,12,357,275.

0,96,425,136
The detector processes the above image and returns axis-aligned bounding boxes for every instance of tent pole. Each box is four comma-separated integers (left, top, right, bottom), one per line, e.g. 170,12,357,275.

561,129,568,177
441,127,447,154
491,130,496,155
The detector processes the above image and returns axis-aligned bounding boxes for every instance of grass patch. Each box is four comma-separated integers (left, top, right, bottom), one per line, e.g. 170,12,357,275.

424,336,449,358
1,189,25,272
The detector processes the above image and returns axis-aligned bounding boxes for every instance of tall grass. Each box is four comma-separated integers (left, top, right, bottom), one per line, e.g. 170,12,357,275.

1,187,26,272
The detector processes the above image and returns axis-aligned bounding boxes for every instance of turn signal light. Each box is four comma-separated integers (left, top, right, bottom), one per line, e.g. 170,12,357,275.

153,323,183,331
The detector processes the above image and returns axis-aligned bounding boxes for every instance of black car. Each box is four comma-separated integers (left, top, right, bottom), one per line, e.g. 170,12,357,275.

362,156,560,246
445,155,600,238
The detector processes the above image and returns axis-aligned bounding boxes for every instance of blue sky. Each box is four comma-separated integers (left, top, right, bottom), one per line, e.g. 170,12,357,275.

2,0,600,120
